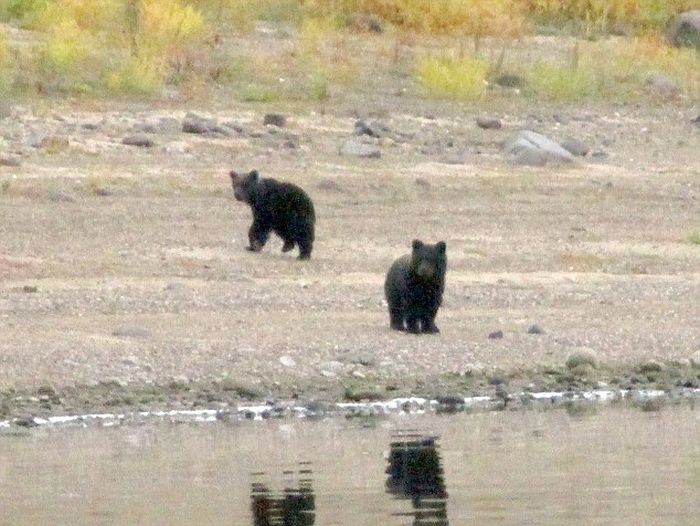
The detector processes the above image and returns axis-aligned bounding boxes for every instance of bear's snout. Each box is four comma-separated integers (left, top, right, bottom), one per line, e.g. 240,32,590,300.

415,261,436,280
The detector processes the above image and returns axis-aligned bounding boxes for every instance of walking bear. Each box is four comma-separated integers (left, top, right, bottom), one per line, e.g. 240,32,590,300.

229,170,315,260
384,239,447,334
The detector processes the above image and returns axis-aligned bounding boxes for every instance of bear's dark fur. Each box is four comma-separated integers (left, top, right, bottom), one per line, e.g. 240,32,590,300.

230,170,315,260
384,239,447,334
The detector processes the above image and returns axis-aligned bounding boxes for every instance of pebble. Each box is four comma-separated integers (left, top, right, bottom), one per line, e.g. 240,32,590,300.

527,324,543,335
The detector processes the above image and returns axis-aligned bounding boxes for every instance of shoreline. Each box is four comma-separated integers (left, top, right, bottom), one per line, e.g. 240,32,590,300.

2,358,699,424
3,383,699,431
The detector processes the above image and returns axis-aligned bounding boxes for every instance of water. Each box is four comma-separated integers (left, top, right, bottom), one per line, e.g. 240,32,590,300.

1,405,698,525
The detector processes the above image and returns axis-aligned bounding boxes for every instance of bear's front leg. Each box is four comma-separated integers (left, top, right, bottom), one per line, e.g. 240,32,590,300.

421,317,440,334
247,221,270,252
405,315,421,334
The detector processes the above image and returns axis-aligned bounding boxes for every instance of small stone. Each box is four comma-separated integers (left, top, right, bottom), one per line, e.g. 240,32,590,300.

14,417,38,428
122,355,139,367
92,186,113,197
476,116,502,129
565,348,598,370
280,355,296,367
494,74,524,88
527,324,543,335
352,370,366,379
488,330,504,339
263,113,287,127
415,177,430,188
354,119,388,137
182,114,213,134
122,134,155,148
320,370,337,378
22,285,38,293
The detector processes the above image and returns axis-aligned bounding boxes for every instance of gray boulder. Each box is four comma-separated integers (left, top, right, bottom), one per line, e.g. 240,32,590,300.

339,138,381,158
646,72,681,97
560,137,590,157
669,10,700,48
122,134,155,148
503,130,575,166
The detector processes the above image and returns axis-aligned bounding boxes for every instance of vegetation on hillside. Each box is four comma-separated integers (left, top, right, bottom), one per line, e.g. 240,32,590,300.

0,0,697,101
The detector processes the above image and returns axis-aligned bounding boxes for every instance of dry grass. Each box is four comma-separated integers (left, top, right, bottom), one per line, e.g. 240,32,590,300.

0,0,698,101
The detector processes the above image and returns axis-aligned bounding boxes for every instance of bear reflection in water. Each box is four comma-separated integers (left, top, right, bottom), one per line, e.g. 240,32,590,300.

250,464,315,526
386,433,449,525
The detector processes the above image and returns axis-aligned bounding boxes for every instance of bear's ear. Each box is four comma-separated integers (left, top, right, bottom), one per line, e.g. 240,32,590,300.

436,241,446,254
229,170,238,180
412,239,423,251
249,170,259,181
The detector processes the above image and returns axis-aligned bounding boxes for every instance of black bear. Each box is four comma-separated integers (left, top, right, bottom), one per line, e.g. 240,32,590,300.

384,239,447,334
229,170,315,260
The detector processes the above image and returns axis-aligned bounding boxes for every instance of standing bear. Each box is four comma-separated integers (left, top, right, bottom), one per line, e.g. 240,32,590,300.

229,170,315,260
384,239,447,334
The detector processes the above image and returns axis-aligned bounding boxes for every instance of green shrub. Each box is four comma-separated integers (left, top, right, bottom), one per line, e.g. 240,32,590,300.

417,53,488,100
527,60,596,100
103,55,164,94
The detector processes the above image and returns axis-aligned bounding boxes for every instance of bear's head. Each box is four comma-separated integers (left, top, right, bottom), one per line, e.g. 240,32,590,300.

411,239,447,282
229,170,259,203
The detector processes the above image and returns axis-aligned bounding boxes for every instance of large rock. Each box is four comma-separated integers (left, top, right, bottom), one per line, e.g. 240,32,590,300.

646,72,681,97
339,138,381,158
669,10,700,48
503,130,575,166
560,137,590,157
182,113,230,135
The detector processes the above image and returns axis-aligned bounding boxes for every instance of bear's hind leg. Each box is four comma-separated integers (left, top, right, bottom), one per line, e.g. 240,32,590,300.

281,239,295,252
296,238,313,260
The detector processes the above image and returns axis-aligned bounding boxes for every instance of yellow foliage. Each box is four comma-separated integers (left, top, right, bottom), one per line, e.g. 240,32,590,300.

39,18,94,72
0,30,6,67
104,54,164,94
417,53,489,100
138,0,205,54
26,0,124,32
349,0,526,37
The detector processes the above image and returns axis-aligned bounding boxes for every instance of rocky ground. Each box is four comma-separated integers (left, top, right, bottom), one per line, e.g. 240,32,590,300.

1,97,699,420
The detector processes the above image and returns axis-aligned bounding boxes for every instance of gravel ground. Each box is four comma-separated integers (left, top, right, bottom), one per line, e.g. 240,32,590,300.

1,100,699,418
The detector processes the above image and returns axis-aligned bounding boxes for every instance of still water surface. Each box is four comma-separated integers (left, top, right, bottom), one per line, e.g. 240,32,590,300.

1,405,698,525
